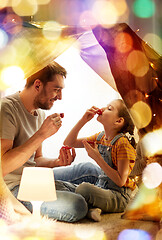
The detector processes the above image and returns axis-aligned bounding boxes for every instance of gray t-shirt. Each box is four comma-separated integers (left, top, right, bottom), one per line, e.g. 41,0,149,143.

0,92,45,190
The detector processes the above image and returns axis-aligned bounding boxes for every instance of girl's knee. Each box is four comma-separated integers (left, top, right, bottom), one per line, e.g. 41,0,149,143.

76,182,92,197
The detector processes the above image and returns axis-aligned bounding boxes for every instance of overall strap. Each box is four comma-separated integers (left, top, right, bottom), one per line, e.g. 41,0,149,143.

96,131,105,141
107,133,124,165
110,133,124,146
97,133,128,193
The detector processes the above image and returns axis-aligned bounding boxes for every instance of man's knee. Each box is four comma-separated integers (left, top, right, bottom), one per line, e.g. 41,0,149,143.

41,191,88,222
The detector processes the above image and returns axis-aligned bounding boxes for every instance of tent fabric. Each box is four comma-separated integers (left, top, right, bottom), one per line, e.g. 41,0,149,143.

92,23,162,135
78,30,117,91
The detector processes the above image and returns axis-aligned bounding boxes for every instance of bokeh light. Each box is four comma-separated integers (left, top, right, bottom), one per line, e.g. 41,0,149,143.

12,37,31,59
115,32,133,53
36,0,51,4
143,33,162,55
75,229,95,239
0,0,21,8
126,50,149,77
79,11,98,30
0,219,8,236
74,229,106,240
125,90,144,107
0,0,8,8
128,184,157,211
135,75,157,93
1,66,25,88
133,0,155,18
0,45,17,65
0,28,8,49
23,237,45,240
42,21,61,41
2,14,23,35
142,129,162,157
92,0,119,27
118,229,151,240
112,0,128,17
130,101,152,129
142,163,162,189
12,0,38,16
0,77,9,91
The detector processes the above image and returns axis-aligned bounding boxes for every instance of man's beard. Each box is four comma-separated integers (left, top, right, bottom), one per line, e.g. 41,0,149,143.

34,89,54,110
34,98,51,110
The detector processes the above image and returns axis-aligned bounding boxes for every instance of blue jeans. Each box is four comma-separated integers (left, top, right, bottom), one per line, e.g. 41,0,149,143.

11,183,87,223
11,162,101,222
53,162,101,184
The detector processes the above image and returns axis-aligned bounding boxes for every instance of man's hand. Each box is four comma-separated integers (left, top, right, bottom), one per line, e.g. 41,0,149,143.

38,113,62,139
56,146,76,166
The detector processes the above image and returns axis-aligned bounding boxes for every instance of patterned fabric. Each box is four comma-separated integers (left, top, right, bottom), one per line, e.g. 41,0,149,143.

87,132,136,190
0,169,18,224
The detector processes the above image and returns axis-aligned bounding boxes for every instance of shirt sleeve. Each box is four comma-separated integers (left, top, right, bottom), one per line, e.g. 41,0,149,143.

0,101,17,140
86,132,101,142
115,137,136,173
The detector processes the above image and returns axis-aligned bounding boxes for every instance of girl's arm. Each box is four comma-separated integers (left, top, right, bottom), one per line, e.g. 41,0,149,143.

64,106,99,148
82,140,130,187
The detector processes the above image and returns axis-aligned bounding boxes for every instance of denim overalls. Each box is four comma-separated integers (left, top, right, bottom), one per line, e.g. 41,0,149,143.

96,131,132,198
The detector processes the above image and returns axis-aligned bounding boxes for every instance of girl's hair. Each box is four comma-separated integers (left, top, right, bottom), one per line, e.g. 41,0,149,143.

25,61,67,88
116,99,136,148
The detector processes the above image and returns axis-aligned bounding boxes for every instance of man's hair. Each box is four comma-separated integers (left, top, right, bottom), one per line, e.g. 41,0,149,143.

25,61,67,88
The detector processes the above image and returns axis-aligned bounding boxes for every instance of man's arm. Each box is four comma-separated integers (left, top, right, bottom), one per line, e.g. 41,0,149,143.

1,134,44,176
1,114,61,176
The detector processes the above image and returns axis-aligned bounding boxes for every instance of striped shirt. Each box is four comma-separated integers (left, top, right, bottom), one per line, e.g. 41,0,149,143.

87,132,137,190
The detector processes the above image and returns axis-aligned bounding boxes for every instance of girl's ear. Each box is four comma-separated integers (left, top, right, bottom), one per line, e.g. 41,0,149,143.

115,117,124,127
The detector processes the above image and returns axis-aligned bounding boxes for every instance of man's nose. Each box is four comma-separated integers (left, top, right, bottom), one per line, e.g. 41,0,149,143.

57,90,62,100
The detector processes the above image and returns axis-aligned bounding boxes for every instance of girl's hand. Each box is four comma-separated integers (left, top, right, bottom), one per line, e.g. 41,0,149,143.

82,140,100,162
81,106,100,123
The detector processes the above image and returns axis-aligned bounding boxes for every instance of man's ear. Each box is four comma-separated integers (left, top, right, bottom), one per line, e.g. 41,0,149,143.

34,79,42,91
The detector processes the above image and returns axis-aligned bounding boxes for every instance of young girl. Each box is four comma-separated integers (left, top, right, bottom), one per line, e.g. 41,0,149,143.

64,99,137,221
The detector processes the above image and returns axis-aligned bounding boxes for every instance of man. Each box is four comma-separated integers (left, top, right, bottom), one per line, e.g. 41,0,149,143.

1,61,100,222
